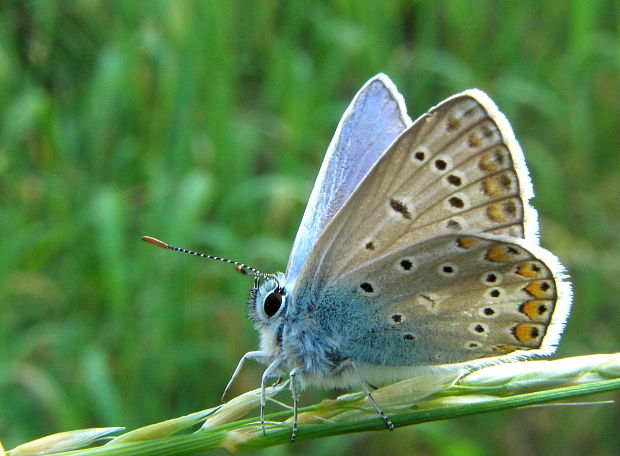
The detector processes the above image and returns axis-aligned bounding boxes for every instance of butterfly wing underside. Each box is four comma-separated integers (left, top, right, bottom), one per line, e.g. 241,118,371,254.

286,74,412,284
292,89,571,365
328,233,571,366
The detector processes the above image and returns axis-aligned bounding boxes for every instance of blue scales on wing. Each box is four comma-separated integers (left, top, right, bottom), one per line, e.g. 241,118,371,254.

285,74,411,286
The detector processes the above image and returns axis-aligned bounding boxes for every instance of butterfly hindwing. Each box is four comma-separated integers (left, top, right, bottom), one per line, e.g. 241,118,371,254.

286,74,411,284
316,233,571,367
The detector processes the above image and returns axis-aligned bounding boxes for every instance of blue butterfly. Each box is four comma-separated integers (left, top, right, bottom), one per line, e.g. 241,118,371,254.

146,74,571,440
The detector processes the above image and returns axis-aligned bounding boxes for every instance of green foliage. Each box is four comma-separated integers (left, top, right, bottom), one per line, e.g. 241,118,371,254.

1,1,619,454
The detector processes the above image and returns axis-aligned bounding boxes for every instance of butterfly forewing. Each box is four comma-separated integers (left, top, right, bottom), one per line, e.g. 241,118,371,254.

294,90,539,287
321,234,570,366
286,74,411,284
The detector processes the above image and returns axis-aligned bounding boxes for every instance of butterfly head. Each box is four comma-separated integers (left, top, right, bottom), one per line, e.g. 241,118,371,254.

246,272,288,355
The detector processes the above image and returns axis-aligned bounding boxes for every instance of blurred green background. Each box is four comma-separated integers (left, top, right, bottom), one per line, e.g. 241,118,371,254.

1,1,619,454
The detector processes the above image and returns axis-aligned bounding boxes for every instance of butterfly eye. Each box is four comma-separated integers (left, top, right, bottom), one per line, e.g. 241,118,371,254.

263,289,284,318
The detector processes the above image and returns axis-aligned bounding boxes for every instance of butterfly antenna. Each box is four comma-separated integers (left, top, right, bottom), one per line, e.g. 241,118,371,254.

142,236,276,281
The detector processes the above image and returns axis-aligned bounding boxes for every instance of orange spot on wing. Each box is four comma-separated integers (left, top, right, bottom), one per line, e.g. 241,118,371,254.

468,132,482,148
519,300,551,322
486,203,507,222
486,246,511,262
456,237,478,249
523,280,555,299
478,148,507,172
486,199,520,223
516,261,544,278
482,177,502,197
482,173,514,197
512,323,544,346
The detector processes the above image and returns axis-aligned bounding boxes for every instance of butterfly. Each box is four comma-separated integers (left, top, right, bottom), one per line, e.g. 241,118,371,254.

144,73,571,440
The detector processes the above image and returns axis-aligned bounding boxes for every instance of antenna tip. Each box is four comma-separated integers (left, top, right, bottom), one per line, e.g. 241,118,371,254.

142,236,169,249
234,264,249,275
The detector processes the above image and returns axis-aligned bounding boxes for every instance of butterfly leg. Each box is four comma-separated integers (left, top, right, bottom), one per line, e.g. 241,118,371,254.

260,359,282,435
350,361,394,431
289,368,300,441
222,350,270,403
